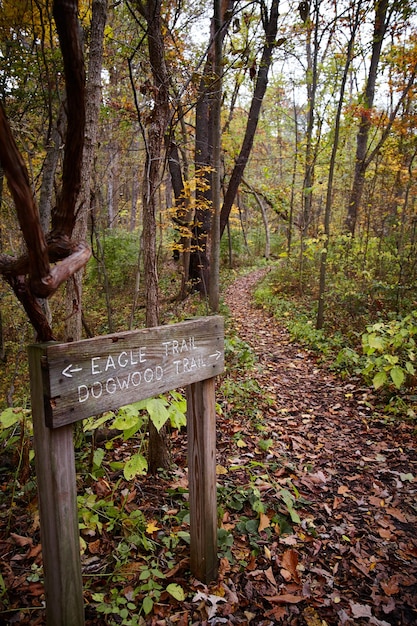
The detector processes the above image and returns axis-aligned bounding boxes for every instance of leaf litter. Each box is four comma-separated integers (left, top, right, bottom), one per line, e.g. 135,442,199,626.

0,267,416,624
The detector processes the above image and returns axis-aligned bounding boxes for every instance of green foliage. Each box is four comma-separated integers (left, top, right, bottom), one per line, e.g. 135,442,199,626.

253,273,344,359
224,334,256,371
91,549,185,623
360,314,417,392
87,229,139,290
0,406,34,506
84,392,187,481
221,377,264,421
253,237,417,418
92,560,185,625
217,477,301,559
0,406,30,431
92,589,142,625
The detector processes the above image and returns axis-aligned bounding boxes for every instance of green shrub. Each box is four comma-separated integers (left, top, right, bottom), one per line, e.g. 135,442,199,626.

360,314,417,392
87,229,139,290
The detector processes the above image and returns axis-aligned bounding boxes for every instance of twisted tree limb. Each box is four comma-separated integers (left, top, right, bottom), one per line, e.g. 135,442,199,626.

0,0,90,341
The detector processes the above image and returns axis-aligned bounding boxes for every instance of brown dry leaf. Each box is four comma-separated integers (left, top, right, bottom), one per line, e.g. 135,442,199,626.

385,507,408,523
27,544,42,560
165,557,190,579
378,528,392,540
279,535,298,546
218,557,231,578
264,565,278,589
88,539,102,554
333,496,343,510
303,606,325,625
352,558,371,577
346,474,363,482
258,512,270,532
27,582,45,597
265,605,287,620
369,495,385,507
95,477,112,497
349,601,372,618
267,593,305,604
337,485,350,495
10,533,33,547
380,577,400,596
281,548,301,583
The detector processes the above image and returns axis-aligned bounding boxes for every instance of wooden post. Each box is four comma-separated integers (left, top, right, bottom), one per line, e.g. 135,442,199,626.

28,345,85,626
187,377,218,583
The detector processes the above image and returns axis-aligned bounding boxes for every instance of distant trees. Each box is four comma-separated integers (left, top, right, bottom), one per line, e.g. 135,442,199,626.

2,0,417,399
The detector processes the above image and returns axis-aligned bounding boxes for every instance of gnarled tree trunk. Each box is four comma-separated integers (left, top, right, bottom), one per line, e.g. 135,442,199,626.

0,0,90,342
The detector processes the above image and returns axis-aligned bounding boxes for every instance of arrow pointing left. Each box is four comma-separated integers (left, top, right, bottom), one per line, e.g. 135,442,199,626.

62,364,83,378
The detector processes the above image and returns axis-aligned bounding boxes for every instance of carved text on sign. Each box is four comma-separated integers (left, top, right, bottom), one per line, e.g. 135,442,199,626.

38,317,224,428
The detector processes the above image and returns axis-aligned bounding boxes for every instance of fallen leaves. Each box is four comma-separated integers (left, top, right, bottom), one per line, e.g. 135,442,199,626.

1,268,417,625
221,268,417,625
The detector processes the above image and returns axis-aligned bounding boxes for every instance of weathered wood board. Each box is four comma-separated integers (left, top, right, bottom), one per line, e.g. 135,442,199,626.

36,316,224,428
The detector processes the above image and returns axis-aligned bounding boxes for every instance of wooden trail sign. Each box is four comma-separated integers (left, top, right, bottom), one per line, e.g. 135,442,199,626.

40,316,224,427
28,316,224,626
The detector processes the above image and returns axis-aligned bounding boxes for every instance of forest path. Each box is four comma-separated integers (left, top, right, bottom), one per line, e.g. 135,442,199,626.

221,266,417,625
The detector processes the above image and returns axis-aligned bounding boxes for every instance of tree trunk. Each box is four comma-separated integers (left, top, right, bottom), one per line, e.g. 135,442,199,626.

188,0,234,292
219,0,279,238
0,167,4,361
345,0,389,236
0,0,89,342
287,90,299,257
316,1,362,330
133,0,171,472
39,109,65,234
167,139,193,299
189,73,213,294
300,0,317,237
208,0,223,312
65,0,107,343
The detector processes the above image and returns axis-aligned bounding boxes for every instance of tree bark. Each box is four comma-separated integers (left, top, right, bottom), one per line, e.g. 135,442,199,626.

65,0,108,343
188,0,234,292
0,0,89,341
39,108,65,234
133,0,171,472
208,0,223,312
219,0,279,237
189,73,212,294
51,0,86,241
345,0,389,236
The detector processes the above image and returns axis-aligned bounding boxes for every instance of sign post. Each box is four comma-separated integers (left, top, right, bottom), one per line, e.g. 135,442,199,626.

28,316,224,625
29,347,85,626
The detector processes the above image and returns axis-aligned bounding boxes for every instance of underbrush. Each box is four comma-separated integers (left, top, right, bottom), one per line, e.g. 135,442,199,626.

253,252,417,422
0,318,304,624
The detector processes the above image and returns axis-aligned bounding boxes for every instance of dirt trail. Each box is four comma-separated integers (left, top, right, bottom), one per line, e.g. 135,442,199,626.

222,267,417,625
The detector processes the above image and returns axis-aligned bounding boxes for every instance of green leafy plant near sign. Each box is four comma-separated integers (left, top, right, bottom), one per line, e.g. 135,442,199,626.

83,391,187,480
217,475,302,560
92,574,185,624
79,486,187,623
0,406,33,461
224,335,256,371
